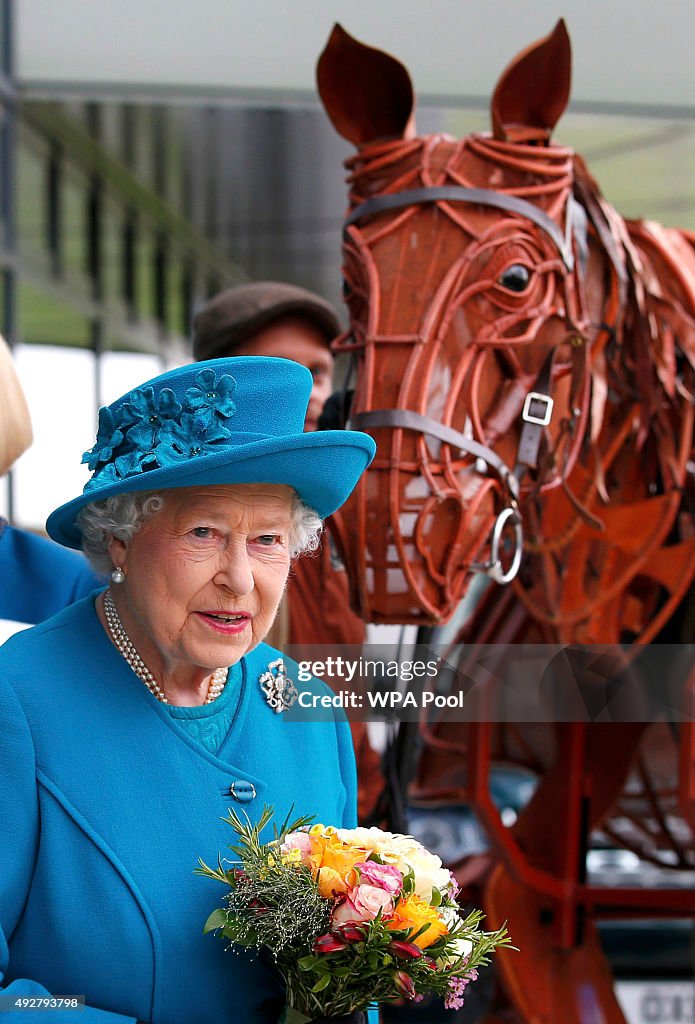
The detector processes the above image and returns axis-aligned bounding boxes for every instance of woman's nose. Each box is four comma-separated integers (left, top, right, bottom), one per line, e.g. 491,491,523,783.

215,543,254,595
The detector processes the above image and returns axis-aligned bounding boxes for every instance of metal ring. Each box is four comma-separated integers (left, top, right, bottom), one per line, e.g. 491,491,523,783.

470,507,524,585
487,507,524,584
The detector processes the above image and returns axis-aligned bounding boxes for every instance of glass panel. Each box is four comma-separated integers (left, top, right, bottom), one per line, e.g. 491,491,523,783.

12,343,96,530
62,163,89,286
561,111,695,230
136,228,155,322
155,238,185,338
102,196,123,307
16,127,48,263
18,282,91,348
99,349,162,406
0,102,10,246
0,0,7,78
163,349,188,372
165,108,184,212
135,105,154,190
99,103,121,159
169,254,186,340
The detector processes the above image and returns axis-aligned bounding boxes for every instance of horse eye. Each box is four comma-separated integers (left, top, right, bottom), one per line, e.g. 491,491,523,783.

498,264,531,293
342,278,353,299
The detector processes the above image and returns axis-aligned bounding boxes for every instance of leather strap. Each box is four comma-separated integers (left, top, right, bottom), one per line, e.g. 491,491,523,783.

345,185,577,270
514,347,557,477
348,408,520,501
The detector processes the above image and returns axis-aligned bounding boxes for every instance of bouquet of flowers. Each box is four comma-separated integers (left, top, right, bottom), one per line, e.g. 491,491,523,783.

197,806,512,1022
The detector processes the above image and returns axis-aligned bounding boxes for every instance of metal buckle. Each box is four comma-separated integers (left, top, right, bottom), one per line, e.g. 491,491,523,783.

522,391,554,427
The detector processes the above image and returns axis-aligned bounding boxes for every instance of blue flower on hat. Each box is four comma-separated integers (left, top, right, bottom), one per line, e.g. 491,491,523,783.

84,444,156,491
154,411,233,466
81,407,125,471
121,386,183,451
82,368,241,493
185,369,237,419
83,460,121,492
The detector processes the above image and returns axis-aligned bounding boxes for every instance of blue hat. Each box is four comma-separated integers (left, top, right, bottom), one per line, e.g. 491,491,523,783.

46,357,376,550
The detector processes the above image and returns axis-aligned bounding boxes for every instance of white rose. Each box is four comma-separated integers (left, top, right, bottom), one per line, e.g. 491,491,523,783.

333,828,452,902
334,826,390,848
400,846,453,900
334,827,418,861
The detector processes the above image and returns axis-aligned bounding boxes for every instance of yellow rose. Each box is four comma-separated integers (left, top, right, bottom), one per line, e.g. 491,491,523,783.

308,832,368,898
386,894,448,950
281,848,303,866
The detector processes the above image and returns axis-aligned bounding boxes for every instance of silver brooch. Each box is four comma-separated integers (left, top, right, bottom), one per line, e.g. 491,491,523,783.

259,658,299,713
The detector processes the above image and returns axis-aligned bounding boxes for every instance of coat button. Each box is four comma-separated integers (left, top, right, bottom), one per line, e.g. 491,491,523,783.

229,780,256,802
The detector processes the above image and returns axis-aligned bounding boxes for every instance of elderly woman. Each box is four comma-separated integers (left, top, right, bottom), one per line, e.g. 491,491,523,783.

0,356,375,1024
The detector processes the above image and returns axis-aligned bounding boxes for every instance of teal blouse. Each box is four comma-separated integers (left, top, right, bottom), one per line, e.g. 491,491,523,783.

165,663,242,755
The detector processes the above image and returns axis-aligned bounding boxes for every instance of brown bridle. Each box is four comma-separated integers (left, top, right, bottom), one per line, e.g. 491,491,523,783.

340,179,592,587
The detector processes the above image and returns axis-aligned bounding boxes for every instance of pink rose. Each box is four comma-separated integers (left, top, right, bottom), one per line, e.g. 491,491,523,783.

332,884,395,927
281,831,312,861
355,860,403,896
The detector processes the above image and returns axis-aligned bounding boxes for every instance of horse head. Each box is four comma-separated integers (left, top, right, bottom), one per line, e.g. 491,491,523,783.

318,23,695,636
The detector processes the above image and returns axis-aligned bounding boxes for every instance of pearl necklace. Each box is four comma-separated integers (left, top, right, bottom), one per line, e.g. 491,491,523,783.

103,589,228,705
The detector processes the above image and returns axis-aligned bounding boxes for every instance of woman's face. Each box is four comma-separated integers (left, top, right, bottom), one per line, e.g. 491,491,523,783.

108,484,293,677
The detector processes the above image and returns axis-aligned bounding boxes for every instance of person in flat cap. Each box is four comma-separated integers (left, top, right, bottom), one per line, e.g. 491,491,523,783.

0,356,375,1022
0,335,102,638
193,282,384,824
193,281,338,432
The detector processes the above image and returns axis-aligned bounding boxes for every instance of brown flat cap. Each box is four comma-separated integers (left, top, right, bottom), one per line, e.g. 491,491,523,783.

192,281,341,362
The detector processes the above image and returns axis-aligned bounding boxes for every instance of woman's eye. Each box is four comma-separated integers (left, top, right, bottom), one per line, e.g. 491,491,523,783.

255,534,280,547
192,527,214,539
498,264,531,293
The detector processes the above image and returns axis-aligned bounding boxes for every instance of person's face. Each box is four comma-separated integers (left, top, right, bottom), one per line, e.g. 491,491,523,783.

108,484,293,679
233,316,334,431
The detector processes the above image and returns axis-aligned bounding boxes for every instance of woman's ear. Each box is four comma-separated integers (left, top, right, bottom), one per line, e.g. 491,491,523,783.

108,536,128,574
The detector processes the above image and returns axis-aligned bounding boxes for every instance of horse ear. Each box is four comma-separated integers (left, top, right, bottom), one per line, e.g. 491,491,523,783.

317,24,415,146
491,20,571,142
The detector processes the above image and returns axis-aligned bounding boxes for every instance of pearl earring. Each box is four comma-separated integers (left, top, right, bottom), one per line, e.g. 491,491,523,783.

111,566,126,584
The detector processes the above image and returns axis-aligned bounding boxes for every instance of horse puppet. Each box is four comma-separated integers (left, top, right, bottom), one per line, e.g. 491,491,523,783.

317,21,695,1024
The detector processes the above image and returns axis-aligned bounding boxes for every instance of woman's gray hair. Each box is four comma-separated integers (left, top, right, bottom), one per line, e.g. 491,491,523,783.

77,490,323,575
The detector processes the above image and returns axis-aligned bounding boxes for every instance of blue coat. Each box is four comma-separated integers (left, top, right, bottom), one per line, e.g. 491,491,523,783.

0,524,104,624
0,596,357,1023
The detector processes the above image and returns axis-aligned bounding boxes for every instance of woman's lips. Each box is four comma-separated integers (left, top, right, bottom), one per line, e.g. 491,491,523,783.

197,611,251,635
